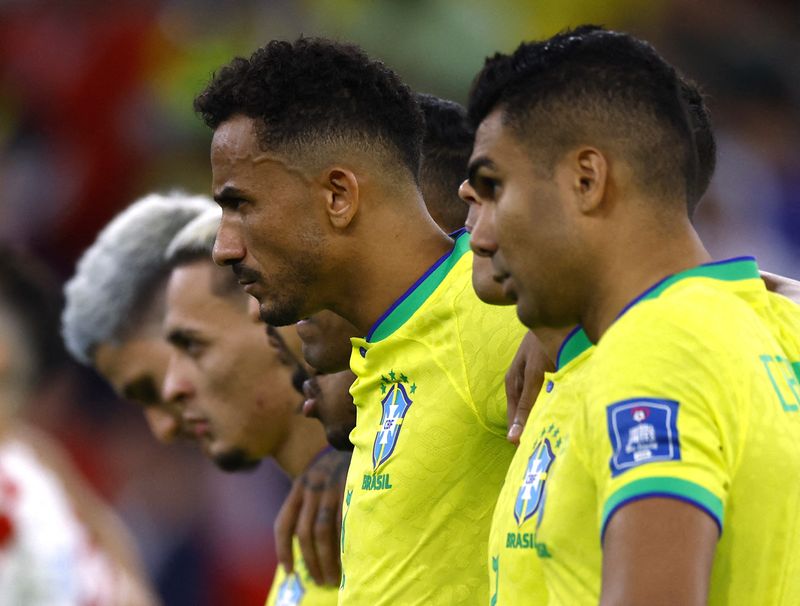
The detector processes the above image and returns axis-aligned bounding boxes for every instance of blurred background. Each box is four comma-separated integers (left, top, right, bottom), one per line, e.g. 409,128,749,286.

0,0,797,604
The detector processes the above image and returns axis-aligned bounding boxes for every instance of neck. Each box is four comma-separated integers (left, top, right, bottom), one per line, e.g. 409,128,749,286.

330,193,454,335
533,326,577,367
581,215,710,343
272,406,329,479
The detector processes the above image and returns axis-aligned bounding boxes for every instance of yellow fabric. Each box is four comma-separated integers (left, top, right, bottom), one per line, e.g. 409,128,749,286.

264,538,338,606
489,261,800,605
340,241,524,605
488,341,593,605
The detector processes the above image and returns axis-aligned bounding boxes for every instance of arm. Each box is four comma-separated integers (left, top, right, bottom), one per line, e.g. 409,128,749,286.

600,498,717,606
274,448,351,586
761,271,800,303
504,327,569,444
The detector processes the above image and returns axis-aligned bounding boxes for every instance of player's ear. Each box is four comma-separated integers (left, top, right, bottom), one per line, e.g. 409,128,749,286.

570,146,607,214
322,167,360,229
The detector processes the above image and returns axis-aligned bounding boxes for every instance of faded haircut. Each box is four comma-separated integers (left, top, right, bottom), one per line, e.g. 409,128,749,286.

468,26,698,205
62,192,213,364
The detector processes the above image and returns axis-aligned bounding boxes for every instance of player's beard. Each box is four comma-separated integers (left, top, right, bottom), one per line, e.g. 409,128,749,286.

213,448,261,473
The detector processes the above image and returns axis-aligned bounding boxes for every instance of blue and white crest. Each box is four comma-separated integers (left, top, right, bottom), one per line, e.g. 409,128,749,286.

372,382,413,470
275,573,305,606
607,398,680,477
514,438,555,526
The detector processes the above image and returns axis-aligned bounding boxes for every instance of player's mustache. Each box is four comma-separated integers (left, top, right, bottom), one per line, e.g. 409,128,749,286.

231,263,262,284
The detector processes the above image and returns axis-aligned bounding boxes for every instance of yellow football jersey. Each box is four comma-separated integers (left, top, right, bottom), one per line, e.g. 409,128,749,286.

488,326,593,605
264,538,338,606
490,257,800,605
340,230,525,605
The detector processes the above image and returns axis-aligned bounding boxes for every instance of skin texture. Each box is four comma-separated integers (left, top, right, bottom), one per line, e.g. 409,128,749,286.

295,311,355,375
161,259,323,477
210,116,328,328
465,108,717,603
461,181,509,306
274,447,352,587
302,371,357,452
601,499,717,606
94,314,186,444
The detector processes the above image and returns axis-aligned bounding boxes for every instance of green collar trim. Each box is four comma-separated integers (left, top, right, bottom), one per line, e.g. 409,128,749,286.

556,257,759,368
556,326,593,370
616,256,759,321
367,230,471,343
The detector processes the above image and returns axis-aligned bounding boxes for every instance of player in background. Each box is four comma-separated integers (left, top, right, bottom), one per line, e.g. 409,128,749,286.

0,246,157,605
467,26,800,605
196,38,526,604
62,192,212,443
161,209,338,606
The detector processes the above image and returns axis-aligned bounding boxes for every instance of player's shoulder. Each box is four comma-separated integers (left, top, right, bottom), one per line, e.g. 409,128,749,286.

617,278,760,343
592,278,767,385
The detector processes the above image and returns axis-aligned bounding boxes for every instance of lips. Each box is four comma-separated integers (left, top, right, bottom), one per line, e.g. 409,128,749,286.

302,377,320,418
182,413,211,439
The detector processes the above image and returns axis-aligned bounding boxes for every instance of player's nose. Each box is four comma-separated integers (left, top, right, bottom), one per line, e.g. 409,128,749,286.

212,213,246,267
468,201,498,258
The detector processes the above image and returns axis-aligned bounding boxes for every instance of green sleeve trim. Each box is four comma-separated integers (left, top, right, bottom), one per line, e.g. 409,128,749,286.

601,477,724,540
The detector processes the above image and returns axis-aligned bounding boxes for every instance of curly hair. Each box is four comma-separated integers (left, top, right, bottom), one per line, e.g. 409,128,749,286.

195,37,424,179
416,93,474,233
468,26,703,206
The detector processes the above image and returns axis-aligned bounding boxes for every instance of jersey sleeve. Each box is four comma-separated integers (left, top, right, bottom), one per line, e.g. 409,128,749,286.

581,297,746,540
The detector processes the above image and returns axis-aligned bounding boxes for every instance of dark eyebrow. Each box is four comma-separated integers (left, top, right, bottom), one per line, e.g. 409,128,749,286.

467,157,497,187
122,376,159,406
213,186,248,206
166,327,198,349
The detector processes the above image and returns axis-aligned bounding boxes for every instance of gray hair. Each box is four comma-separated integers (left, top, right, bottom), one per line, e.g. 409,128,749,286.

62,192,213,364
165,207,221,265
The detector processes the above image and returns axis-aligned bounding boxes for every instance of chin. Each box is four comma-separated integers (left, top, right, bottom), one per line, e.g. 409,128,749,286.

327,427,355,452
212,448,261,473
260,302,303,328
515,300,540,330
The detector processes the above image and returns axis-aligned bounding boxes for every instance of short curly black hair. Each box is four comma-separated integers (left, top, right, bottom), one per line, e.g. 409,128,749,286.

195,37,424,179
468,26,701,206
417,93,474,233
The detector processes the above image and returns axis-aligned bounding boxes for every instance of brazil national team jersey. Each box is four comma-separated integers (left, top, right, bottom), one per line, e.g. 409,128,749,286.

488,326,593,605
264,538,337,606
489,257,800,605
340,230,525,605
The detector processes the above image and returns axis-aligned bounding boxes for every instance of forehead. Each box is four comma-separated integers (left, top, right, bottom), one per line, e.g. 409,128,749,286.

211,115,260,163
471,109,508,160
165,261,242,327
470,109,536,177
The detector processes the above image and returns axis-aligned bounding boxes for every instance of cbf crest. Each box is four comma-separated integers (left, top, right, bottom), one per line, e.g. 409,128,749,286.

514,423,563,527
372,370,416,470
275,573,304,606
